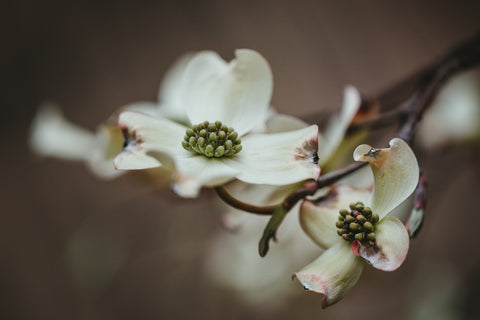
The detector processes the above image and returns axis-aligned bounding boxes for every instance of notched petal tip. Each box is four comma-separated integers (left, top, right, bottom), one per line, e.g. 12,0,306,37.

352,216,409,271
294,125,320,171
354,138,419,218
353,143,382,163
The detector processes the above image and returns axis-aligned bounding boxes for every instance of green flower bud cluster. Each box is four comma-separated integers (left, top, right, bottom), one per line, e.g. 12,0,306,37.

182,121,242,158
336,201,379,246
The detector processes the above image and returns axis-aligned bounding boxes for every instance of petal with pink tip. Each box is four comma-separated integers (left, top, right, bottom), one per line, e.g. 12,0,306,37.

351,215,409,271
293,242,363,308
353,138,419,219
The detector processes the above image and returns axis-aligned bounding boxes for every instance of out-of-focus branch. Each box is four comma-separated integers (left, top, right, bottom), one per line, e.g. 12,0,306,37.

256,32,480,256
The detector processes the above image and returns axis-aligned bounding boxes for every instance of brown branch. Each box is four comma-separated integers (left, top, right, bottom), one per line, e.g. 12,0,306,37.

214,186,276,215
256,32,480,256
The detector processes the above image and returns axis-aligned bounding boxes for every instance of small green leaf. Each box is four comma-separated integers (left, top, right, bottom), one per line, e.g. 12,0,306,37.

258,205,289,257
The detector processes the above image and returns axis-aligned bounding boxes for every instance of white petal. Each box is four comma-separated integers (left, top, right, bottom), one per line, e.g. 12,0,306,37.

319,85,362,161
300,185,370,249
123,102,160,117
172,157,240,197
354,138,419,219
113,111,188,170
352,216,409,271
143,149,240,198
87,123,125,179
265,113,309,133
225,125,321,185
293,243,364,308
30,103,97,161
183,49,272,136
157,53,194,123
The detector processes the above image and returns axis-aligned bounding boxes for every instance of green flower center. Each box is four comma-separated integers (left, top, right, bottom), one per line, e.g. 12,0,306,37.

336,201,379,246
182,121,242,158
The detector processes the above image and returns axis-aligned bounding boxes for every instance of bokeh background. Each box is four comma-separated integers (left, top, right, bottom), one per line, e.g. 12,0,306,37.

3,0,480,319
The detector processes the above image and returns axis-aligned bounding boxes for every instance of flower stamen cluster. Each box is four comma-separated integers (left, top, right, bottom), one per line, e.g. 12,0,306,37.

336,201,379,246
182,121,242,158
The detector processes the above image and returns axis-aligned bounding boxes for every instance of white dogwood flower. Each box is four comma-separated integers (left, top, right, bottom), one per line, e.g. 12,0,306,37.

114,49,320,197
294,138,419,308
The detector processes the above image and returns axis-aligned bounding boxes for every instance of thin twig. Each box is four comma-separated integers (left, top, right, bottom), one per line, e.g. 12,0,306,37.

214,186,276,215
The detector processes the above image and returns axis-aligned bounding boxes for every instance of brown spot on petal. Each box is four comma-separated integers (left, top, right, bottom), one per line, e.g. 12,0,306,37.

351,240,386,266
365,148,380,157
294,137,319,165
121,128,143,149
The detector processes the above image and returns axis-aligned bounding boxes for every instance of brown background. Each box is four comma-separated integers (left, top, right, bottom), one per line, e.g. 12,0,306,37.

3,0,480,319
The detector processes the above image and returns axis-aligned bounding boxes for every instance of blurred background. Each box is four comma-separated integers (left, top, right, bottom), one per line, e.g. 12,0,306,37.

3,0,480,319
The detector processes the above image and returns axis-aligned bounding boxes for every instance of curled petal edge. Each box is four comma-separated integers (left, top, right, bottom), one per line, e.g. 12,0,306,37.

353,138,419,219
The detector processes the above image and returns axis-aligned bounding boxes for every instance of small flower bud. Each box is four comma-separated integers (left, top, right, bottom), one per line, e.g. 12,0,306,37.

215,146,225,157
363,207,372,216
349,202,356,210
339,209,349,217
356,215,366,224
224,140,232,151
372,214,379,223
208,123,217,131
218,131,226,140
205,144,214,157
345,215,355,223
354,233,365,241
197,137,206,147
234,145,242,153
336,221,344,228
215,121,222,128
186,128,195,137
349,223,360,231
367,232,376,240
229,132,238,141
199,129,207,137
363,222,374,232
